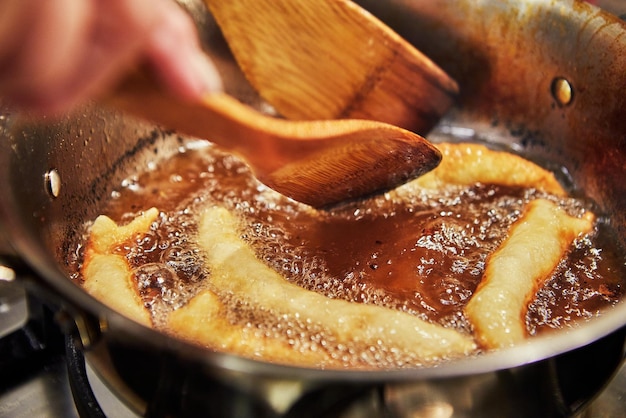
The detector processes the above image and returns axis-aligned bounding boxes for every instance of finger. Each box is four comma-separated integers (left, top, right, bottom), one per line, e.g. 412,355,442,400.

0,0,222,115
37,0,222,113
0,0,92,110
3,0,149,114
0,0,30,61
142,0,222,101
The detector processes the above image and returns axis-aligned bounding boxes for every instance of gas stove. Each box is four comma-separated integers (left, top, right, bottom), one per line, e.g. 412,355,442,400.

0,292,624,418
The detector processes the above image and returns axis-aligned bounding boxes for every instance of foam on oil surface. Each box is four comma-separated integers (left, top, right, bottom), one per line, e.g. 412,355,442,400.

69,141,625,368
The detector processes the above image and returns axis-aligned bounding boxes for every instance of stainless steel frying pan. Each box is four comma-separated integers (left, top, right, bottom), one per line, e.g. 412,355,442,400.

1,0,625,416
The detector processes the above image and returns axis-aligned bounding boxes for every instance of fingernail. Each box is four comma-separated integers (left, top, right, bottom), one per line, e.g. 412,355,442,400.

192,52,223,95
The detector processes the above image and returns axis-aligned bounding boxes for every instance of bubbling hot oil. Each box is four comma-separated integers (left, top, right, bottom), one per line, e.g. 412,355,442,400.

215,294,429,368
73,141,626,366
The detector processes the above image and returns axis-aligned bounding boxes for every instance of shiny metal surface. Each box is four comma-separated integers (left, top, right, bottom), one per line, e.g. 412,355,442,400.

0,353,624,417
0,358,134,418
0,275,27,339
0,361,79,418
582,364,626,418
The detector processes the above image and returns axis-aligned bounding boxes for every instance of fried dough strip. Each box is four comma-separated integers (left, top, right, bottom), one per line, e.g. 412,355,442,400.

82,208,159,326
89,208,159,253
396,142,566,195
167,290,331,366
464,199,595,349
177,206,476,367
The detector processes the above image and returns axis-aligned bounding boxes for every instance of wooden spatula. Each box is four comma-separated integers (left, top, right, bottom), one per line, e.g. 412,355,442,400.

204,0,458,134
106,73,441,208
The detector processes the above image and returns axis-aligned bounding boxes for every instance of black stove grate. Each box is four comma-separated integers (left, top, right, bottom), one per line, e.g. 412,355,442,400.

65,334,106,418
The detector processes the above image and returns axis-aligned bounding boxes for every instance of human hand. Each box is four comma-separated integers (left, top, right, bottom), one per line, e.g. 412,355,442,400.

0,0,222,115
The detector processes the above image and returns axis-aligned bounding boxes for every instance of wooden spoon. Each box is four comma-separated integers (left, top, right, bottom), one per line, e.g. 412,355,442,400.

204,0,459,134
106,74,441,208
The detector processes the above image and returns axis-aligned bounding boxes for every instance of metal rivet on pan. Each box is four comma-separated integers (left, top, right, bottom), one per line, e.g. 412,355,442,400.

551,77,573,107
44,169,61,198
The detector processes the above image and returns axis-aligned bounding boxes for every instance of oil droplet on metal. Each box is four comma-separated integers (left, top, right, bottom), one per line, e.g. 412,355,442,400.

44,169,61,198
551,77,573,107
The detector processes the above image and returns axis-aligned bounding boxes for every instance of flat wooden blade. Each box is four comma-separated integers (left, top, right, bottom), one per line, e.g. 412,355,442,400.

205,0,458,134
